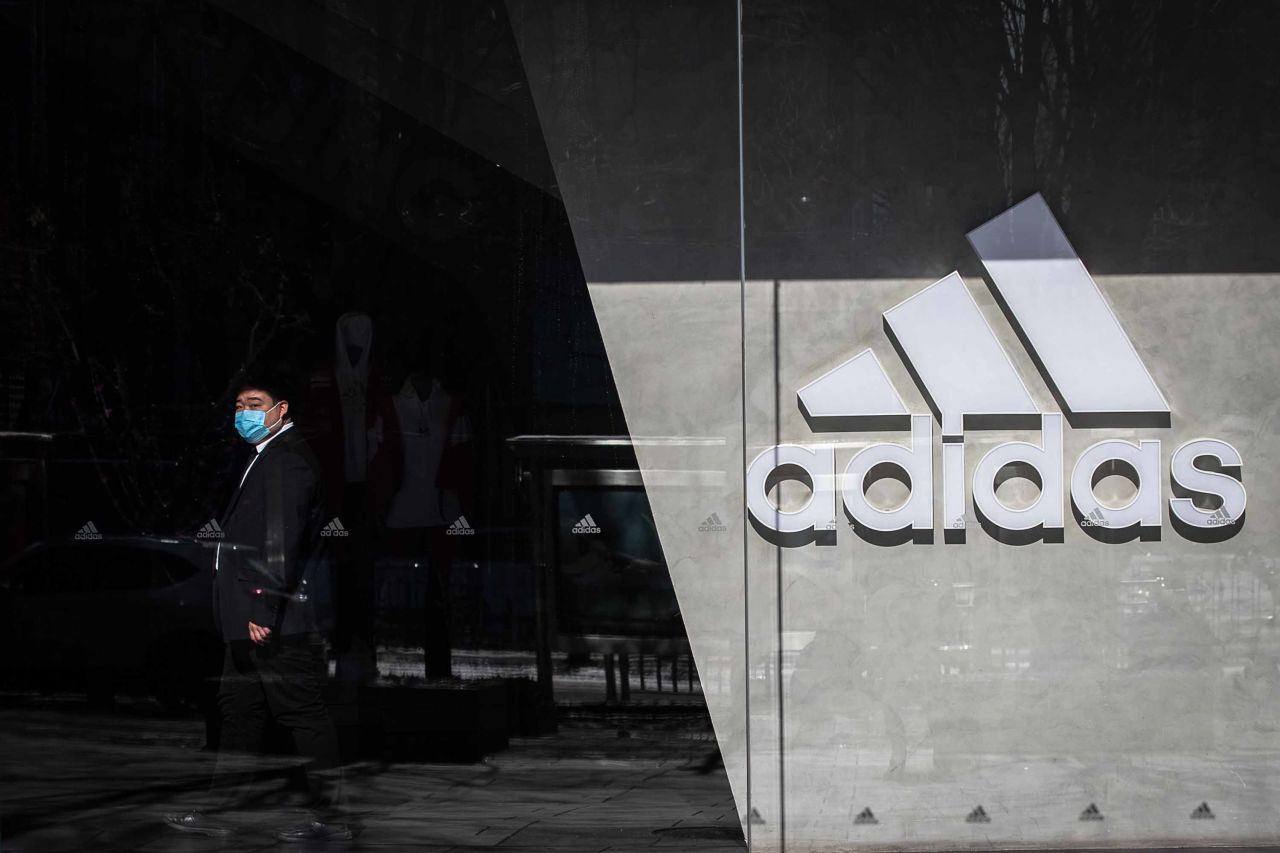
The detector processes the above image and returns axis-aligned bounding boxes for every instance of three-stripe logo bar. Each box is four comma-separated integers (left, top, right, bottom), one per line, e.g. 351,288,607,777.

698,512,728,532
798,193,1168,436
320,517,349,537
197,519,225,539
74,520,103,540
446,515,476,536
571,514,602,535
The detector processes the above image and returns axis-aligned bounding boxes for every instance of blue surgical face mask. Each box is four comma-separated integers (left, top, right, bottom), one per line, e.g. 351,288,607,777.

234,401,282,443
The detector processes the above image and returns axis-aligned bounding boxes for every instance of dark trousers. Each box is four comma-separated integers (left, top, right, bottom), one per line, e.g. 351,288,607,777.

382,525,454,678
211,638,344,820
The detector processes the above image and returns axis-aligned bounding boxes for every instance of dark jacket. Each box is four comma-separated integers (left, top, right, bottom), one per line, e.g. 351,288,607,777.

213,425,329,642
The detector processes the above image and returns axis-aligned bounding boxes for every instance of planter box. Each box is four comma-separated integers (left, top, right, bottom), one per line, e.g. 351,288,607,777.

365,679,508,762
501,676,557,736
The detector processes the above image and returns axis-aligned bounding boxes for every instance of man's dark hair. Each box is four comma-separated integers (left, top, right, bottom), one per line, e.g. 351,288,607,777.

237,370,297,420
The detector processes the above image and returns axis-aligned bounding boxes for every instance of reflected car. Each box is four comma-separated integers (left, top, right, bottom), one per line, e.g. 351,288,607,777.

0,536,222,712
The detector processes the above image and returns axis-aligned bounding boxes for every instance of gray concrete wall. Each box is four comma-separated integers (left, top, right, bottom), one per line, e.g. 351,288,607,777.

591,270,1280,850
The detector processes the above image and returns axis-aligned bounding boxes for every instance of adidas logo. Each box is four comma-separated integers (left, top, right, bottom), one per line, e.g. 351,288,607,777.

698,512,728,533
1190,801,1215,820
74,520,102,541
196,519,224,539
320,517,349,537
747,194,1247,546
1079,803,1104,822
965,805,990,824
854,807,878,825
1080,508,1111,528
572,514,602,535
446,515,476,536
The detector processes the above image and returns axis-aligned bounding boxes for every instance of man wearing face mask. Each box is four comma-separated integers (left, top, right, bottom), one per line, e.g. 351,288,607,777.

166,376,350,843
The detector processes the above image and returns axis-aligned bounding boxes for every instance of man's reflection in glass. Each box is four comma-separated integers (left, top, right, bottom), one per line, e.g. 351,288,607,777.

165,376,350,843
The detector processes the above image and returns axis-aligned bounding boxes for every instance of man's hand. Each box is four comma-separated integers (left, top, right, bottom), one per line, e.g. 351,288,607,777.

248,621,273,645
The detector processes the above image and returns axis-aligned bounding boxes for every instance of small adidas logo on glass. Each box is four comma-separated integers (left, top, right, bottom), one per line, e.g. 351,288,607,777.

320,517,349,537
698,512,728,533
446,515,476,536
74,520,102,540
572,514,601,535
196,519,225,539
1207,507,1235,527
1080,507,1111,528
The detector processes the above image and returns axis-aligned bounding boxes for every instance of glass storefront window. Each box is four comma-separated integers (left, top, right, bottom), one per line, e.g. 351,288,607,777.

4,2,1280,851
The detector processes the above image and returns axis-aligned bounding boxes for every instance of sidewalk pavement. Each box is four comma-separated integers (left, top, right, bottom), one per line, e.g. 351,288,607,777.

0,699,744,852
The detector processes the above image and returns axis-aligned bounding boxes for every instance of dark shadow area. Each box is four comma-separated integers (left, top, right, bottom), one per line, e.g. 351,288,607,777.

765,462,816,497
798,400,910,433
963,412,1050,432
742,1,1280,280
864,460,911,493
843,514,932,547
974,502,1064,546
1061,411,1173,430
993,460,1042,493
749,513,836,548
